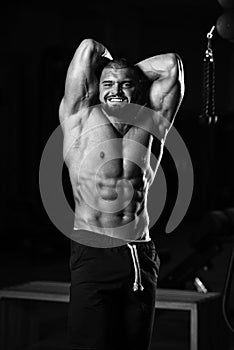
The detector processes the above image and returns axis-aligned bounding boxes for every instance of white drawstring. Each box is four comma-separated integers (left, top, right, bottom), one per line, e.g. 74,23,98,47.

132,245,144,292
127,244,144,292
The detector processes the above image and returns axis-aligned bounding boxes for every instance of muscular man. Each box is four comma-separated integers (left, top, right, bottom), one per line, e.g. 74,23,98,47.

59,38,184,350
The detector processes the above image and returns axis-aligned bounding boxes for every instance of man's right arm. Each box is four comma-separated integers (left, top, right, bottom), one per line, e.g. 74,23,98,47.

59,39,112,122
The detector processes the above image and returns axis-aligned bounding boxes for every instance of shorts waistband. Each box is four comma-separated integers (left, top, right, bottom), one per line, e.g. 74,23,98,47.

70,229,150,248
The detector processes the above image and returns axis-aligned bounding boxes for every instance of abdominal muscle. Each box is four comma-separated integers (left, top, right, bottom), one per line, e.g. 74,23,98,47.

74,207,150,243
71,155,152,242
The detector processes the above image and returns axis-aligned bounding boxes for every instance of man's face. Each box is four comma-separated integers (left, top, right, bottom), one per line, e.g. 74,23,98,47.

99,67,140,114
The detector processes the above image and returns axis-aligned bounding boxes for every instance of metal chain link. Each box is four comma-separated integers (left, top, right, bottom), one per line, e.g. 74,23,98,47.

200,26,218,125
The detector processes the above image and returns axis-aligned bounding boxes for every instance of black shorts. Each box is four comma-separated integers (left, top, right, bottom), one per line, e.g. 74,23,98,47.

69,231,160,350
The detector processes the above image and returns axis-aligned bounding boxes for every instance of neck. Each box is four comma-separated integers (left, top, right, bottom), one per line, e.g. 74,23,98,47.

101,107,132,136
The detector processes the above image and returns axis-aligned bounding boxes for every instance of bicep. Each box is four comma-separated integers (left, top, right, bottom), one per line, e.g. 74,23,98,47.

62,42,98,116
61,39,111,118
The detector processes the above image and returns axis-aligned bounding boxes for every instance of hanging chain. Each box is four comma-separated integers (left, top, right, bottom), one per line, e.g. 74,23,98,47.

200,25,218,125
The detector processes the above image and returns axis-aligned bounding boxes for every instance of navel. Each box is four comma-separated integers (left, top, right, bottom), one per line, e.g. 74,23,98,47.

100,151,105,159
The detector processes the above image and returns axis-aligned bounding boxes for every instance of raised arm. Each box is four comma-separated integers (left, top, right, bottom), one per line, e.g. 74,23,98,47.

59,38,112,121
136,53,184,139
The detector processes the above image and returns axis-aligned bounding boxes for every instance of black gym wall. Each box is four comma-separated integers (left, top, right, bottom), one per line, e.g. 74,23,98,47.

1,1,234,271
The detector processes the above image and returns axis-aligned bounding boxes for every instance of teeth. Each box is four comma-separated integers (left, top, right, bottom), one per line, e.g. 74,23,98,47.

109,98,123,102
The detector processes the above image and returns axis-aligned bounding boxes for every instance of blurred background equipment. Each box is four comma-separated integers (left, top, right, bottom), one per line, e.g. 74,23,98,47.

159,208,234,291
217,0,234,9
216,10,234,41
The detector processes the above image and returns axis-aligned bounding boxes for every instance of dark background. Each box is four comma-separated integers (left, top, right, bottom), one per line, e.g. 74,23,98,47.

1,1,234,349
1,0,234,295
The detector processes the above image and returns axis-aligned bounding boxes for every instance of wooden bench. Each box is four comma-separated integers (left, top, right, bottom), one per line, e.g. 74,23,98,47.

0,281,228,350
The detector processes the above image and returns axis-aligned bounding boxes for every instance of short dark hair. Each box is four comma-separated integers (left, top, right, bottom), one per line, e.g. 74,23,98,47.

96,57,142,82
99,57,141,81
103,58,133,70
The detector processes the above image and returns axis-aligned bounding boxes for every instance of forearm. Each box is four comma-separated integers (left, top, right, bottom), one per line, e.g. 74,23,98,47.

67,39,111,77
136,53,179,81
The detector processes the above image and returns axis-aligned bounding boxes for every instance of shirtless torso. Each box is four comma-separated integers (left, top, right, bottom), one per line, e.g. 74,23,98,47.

59,39,184,242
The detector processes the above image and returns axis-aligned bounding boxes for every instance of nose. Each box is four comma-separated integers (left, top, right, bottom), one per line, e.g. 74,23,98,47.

112,83,122,95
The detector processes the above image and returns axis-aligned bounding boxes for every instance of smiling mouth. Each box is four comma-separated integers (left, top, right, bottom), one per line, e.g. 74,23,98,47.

106,97,127,103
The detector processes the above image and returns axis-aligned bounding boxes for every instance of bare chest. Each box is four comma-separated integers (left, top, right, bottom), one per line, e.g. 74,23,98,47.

68,112,154,180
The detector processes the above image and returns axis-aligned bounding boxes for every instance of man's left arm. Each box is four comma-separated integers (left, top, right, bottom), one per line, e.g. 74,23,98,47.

135,53,184,140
